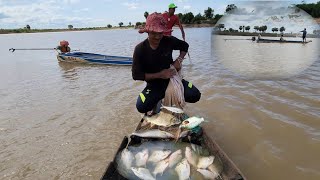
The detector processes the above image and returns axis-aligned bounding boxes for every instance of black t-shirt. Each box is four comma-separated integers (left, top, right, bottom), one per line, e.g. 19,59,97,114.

132,36,189,84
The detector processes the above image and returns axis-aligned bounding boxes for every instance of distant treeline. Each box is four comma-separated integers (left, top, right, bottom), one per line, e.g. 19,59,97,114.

135,7,222,27
296,1,320,18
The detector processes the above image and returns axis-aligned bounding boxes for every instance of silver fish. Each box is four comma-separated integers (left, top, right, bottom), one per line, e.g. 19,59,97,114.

148,150,172,163
132,129,175,139
197,168,219,179
135,149,149,167
120,149,134,170
207,163,223,179
168,149,183,168
161,105,184,114
153,158,169,177
175,158,190,180
131,167,156,180
180,116,204,129
197,156,215,169
185,146,198,168
143,111,180,127
191,143,203,154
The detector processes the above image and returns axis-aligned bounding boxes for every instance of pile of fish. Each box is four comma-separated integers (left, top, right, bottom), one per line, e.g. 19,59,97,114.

116,141,223,180
115,106,220,179
132,106,205,141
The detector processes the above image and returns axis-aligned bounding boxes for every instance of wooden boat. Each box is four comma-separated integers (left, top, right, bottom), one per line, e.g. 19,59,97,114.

257,38,311,43
57,52,132,65
101,118,247,180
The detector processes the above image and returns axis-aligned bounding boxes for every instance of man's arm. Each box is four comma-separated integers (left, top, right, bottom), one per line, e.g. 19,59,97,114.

176,17,185,41
171,36,189,71
172,51,187,71
132,45,145,81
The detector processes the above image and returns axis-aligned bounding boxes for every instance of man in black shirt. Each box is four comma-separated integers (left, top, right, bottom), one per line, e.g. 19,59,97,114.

300,28,307,42
132,12,201,114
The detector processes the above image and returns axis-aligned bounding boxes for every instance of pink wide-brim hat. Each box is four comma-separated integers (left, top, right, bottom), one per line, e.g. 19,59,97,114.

138,12,172,34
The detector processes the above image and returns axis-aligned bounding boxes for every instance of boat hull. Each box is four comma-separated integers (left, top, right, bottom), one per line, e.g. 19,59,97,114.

57,52,133,65
257,39,310,43
101,118,246,180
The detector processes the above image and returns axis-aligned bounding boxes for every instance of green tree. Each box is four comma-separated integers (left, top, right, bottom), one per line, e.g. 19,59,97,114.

129,22,131,26
245,26,250,32
181,12,194,24
204,7,214,19
272,27,279,33
107,24,112,28
144,11,149,19
229,28,234,32
280,26,286,33
25,24,30,30
214,14,223,21
217,24,225,31
192,13,205,24
68,25,73,29
296,1,320,18
226,4,237,13
258,25,267,32
239,26,243,31
135,22,142,26
254,26,259,32
119,22,123,27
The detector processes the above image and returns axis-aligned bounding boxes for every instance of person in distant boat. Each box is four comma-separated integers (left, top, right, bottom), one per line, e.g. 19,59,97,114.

132,13,201,114
280,34,285,41
300,28,307,42
56,40,71,53
162,3,185,40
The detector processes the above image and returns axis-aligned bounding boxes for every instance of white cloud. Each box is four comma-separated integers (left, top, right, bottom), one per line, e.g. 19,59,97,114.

0,1,97,28
122,2,138,10
73,8,89,13
183,5,191,10
176,0,189,3
62,0,80,4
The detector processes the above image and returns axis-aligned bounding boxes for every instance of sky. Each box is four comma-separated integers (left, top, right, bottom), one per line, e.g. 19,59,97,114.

0,0,319,29
219,1,320,33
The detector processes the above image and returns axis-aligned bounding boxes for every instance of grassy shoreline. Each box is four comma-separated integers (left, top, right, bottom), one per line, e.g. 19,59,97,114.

0,24,216,35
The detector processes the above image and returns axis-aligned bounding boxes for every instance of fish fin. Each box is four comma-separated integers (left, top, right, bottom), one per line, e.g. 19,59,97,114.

175,128,182,143
125,136,131,149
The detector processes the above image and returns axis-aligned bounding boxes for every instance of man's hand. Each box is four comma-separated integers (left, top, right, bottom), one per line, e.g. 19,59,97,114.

173,57,183,71
160,68,176,79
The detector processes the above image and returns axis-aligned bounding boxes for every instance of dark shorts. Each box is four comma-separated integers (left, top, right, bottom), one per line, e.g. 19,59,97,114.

136,79,201,113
